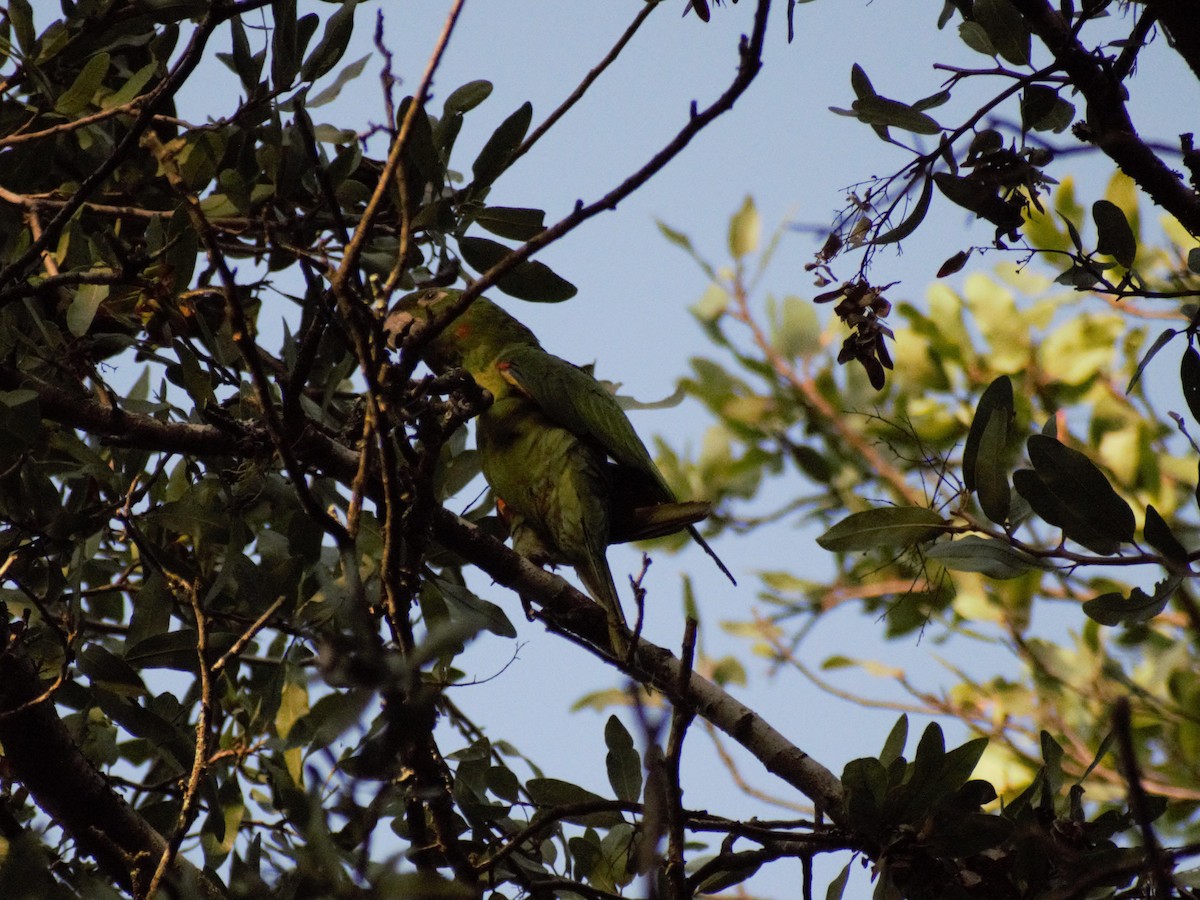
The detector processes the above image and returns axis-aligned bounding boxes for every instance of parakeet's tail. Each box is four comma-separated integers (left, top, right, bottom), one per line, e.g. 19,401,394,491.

575,554,629,654
688,525,737,586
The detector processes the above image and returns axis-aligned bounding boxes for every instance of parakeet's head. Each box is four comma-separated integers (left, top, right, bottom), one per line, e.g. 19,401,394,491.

385,289,540,376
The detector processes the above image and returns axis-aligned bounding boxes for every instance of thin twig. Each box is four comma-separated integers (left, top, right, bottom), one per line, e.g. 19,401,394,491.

394,0,775,386
508,2,657,167
146,580,213,899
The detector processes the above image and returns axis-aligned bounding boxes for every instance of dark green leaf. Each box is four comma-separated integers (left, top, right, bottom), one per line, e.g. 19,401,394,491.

227,16,262,94
458,235,577,302
470,101,533,192
9,0,34,54
1013,468,1115,555
1020,85,1073,133
925,536,1038,579
816,506,946,552
444,80,493,114
912,89,952,112
851,95,942,134
1026,433,1135,546
301,0,356,82
271,0,300,91
526,778,624,826
694,861,763,895
78,644,148,697
941,737,988,793
880,715,908,767
604,716,642,803
308,54,370,107
125,631,237,672
0,389,42,455
825,863,851,900
974,0,1031,65
1182,345,1200,424
975,410,1012,524
962,375,1012,492
475,206,546,241
842,757,888,836
874,175,933,245
1093,199,1136,268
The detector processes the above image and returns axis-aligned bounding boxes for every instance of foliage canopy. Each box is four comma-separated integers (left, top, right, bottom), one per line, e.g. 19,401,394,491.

1,1,1200,898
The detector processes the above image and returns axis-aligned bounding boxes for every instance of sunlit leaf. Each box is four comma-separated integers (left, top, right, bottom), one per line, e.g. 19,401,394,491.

816,506,947,552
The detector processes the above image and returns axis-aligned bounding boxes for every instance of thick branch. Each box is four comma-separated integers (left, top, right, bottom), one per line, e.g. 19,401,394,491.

1009,0,1200,235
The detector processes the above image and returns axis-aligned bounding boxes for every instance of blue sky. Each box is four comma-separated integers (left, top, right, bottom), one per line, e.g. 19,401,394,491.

168,2,1200,894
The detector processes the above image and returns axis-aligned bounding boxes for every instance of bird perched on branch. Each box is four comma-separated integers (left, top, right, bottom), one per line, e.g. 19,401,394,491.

387,289,734,652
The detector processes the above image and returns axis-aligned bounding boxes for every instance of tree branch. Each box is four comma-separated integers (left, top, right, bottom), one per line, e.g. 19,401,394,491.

1010,0,1200,235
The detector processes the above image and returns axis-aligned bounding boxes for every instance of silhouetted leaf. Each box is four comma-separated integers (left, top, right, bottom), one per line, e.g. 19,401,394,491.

937,248,970,277
1093,199,1136,268
458,235,577,302
1182,346,1200,424
1127,327,1176,393
470,101,532,191
301,0,356,81
974,0,1031,65
1083,577,1180,625
1026,434,1135,547
526,779,624,826
1144,504,1188,564
851,95,942,134
874,175,933,246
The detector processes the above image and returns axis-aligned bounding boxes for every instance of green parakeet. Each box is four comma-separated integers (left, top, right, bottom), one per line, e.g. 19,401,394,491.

388,289,733,650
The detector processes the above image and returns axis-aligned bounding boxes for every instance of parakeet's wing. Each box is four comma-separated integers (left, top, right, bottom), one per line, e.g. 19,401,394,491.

498,346,674,500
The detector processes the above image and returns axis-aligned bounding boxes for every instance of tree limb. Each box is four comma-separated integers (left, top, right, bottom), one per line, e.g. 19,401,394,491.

1010,0,1200,235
